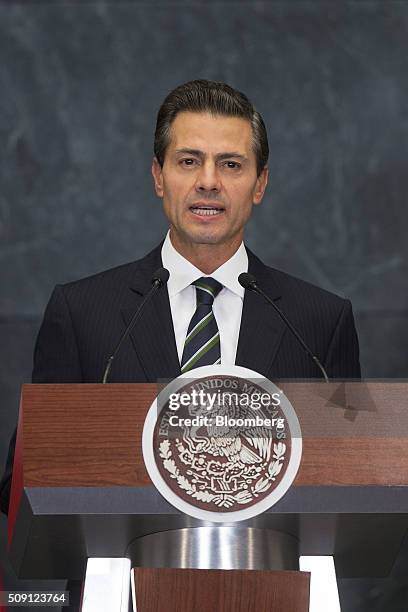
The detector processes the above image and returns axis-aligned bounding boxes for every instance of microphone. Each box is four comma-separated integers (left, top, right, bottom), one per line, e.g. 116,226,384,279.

238,272,329,382
102,267,170,383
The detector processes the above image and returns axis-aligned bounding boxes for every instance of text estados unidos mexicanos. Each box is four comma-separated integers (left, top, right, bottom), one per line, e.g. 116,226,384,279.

168,389,282,411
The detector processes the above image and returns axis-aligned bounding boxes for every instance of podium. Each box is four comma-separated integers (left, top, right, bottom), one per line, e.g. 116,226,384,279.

7,382,408,610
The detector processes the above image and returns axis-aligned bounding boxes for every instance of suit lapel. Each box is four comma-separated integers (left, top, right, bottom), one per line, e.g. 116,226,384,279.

121,246,180,381
235,249,286,377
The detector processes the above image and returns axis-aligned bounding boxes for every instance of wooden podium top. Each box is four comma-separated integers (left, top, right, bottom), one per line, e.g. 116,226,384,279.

19,381,408,488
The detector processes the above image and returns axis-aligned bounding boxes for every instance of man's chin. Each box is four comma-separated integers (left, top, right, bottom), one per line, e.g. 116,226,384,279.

170,225,236,249
187,231,225,246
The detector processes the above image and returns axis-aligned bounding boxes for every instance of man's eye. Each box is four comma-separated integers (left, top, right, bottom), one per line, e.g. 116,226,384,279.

223,161,241,169
180,158,197,166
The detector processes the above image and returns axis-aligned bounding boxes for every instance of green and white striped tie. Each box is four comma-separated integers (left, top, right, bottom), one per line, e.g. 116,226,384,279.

181,277,223,373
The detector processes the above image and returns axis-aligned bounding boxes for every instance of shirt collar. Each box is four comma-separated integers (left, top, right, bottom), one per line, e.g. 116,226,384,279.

161,231,248,299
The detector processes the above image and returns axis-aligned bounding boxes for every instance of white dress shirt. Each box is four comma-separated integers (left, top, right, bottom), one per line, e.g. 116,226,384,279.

161,232,248,366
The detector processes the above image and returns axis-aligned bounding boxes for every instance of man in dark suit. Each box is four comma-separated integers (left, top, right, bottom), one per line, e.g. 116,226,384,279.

0,79,360,514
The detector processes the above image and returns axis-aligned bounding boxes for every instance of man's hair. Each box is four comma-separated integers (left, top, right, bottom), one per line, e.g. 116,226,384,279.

154,79,269,176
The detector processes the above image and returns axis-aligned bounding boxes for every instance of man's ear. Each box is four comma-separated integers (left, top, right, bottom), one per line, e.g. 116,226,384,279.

253,166,268,205
151,157,164,197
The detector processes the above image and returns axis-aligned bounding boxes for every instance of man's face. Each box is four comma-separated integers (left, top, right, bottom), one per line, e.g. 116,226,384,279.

152,112,268,251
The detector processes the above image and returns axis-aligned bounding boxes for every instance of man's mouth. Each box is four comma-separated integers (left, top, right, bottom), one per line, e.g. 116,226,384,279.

189,205,225,217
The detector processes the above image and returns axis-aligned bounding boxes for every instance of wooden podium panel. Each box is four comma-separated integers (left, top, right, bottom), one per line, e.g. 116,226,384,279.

9,382,408,581
133,568,310,612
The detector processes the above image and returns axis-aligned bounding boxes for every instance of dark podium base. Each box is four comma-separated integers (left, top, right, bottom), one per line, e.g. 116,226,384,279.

133,568,310,612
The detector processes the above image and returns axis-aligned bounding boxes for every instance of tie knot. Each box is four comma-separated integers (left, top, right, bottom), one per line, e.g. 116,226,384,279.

193,277,223,306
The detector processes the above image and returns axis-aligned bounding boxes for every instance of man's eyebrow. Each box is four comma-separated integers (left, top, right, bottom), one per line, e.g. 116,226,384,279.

216,152,248,161
175,148,204,157
175,148,248,161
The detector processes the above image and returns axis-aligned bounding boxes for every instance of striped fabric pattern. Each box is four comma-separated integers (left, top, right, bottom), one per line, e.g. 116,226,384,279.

181,277,223,373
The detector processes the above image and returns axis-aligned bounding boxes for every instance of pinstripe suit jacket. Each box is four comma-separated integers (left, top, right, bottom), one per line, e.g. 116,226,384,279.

0,243,360,513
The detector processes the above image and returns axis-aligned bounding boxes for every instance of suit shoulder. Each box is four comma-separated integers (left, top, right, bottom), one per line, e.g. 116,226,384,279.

58,244,161,297
61,260,138,291
260,264,356,354
265,265,348,307
247,248,348,307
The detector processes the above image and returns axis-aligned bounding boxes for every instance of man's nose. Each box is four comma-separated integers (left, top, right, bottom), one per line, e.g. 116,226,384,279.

195,162,221,192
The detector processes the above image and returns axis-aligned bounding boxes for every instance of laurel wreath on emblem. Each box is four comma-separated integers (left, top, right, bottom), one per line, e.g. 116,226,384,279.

159,438,286,509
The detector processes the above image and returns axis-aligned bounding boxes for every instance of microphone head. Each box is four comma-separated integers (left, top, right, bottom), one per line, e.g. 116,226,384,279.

152,267,170,287
238,272,257,290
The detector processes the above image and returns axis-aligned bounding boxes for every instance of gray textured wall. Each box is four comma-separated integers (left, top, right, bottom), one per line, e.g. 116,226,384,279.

1,2,407,610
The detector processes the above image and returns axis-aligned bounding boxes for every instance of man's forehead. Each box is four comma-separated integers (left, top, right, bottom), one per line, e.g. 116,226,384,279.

168,111,253,153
